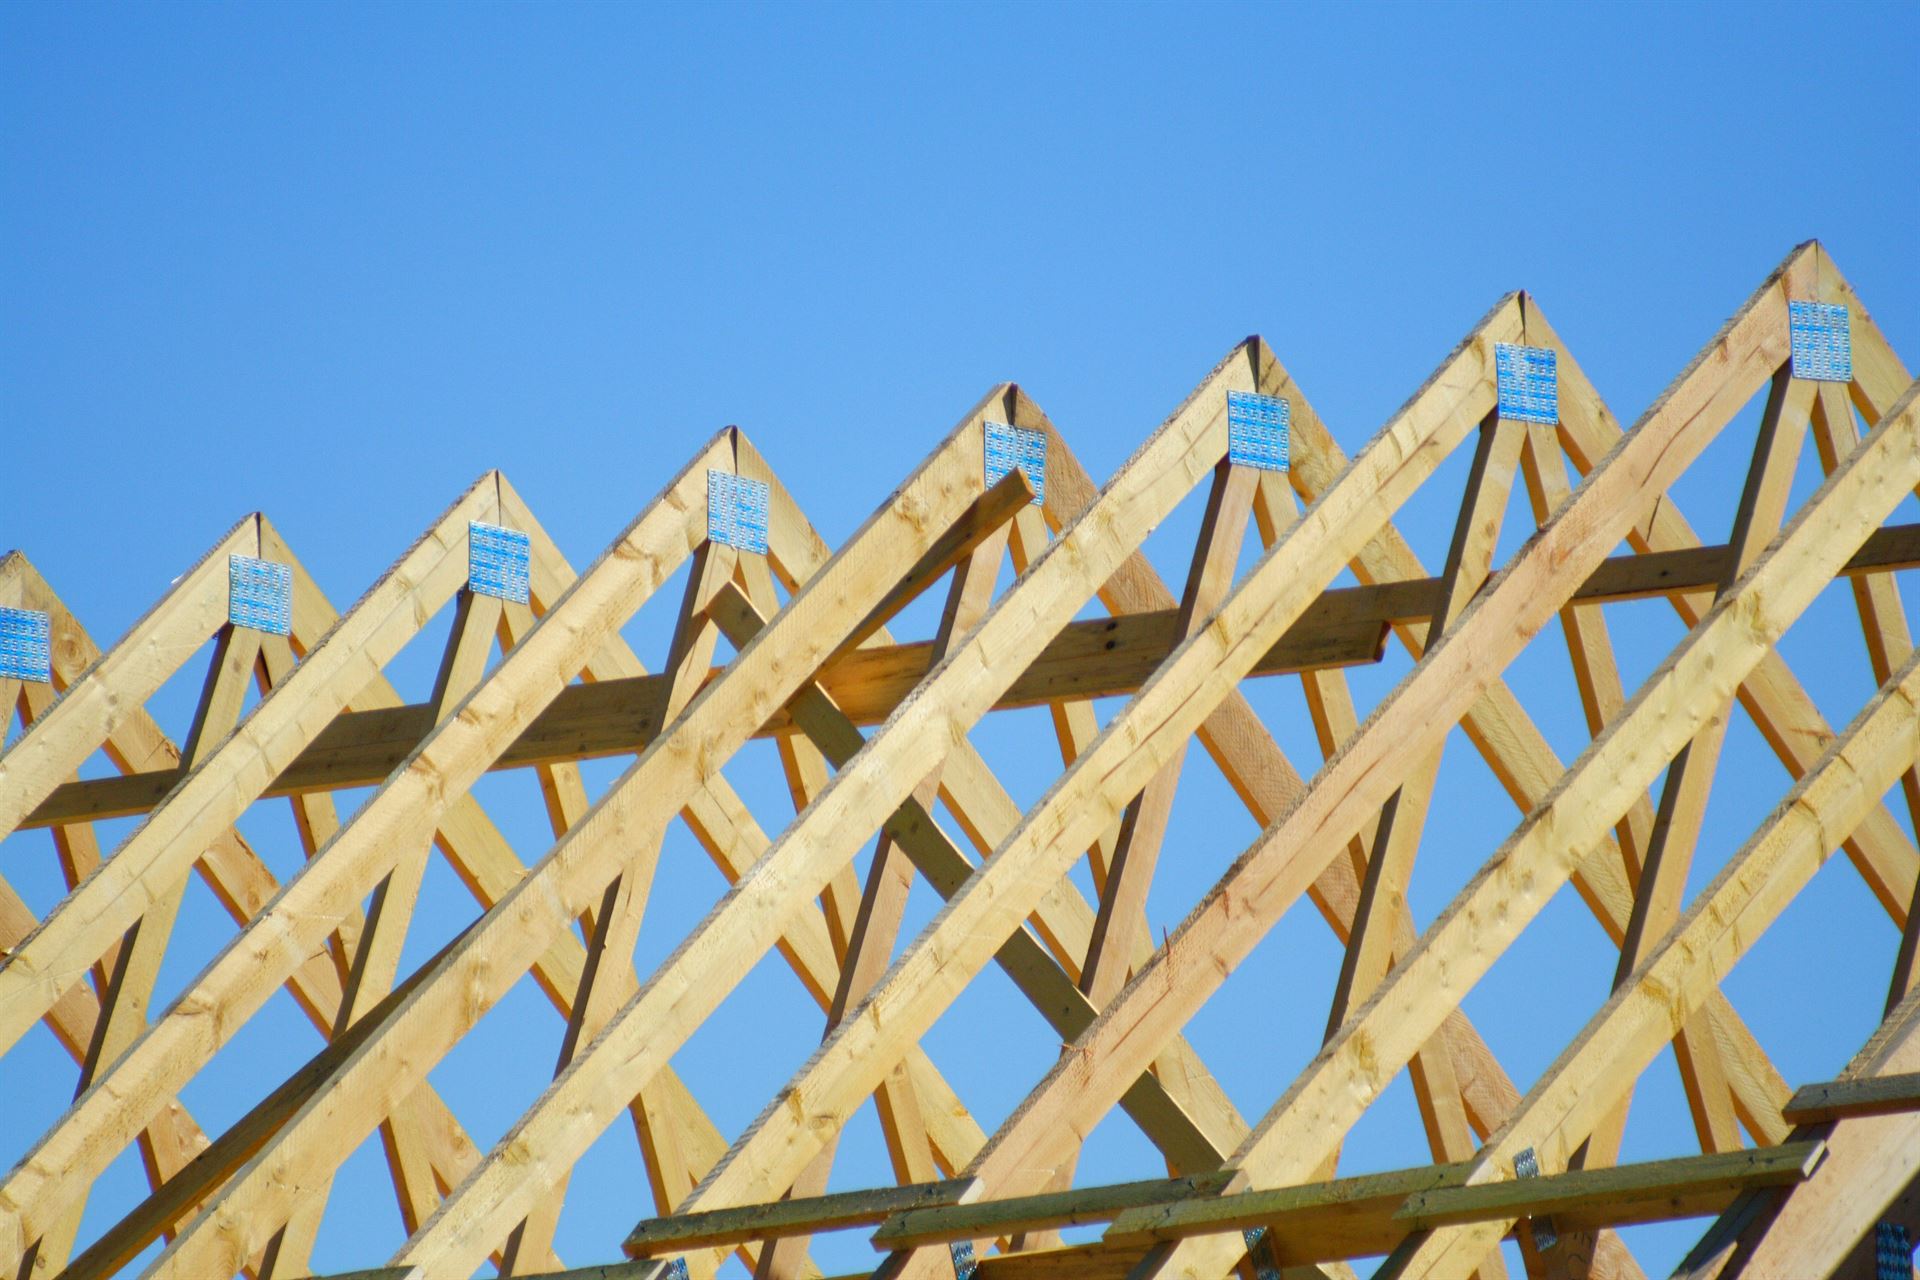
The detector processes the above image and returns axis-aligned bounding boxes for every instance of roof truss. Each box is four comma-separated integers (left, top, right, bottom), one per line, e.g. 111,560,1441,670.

1,240,1915,1280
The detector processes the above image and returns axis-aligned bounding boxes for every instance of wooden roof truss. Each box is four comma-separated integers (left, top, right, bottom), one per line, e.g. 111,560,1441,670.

1,240,1917,1280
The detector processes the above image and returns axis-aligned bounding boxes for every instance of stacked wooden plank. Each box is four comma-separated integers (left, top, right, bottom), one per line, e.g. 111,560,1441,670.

1,240,1916,1280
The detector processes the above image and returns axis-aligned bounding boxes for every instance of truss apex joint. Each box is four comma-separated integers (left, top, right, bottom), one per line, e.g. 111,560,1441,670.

467,521,531,604
0,606,52,683
227,554,293,636
706,470,771,553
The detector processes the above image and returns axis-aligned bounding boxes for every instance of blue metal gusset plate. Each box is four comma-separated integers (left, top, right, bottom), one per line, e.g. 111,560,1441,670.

1226,391,1290,472
707,471,770,554
468,521,531,604
1495,344,1558,424
1880,1222,1914,1280
1241,1226,1282,1280
1789,301,1852,382
947,1240,977,1280
0,607,52,683
983,421,1046,504
228,555,293,635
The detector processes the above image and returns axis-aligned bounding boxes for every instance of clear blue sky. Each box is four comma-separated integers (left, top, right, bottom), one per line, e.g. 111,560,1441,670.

3,4,1917,1277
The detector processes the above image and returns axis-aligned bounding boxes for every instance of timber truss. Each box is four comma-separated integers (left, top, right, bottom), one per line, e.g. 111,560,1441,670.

2,240,1918,1280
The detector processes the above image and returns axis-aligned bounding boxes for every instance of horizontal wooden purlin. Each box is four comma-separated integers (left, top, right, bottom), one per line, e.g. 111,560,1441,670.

867,1172,1232,1250
911,1144,1823,1277
1098,1142,1825,1266
320,1263,671,1280
319,1266,879,1280
1397,1140,1825,1235
1098,1161,1469,1261
975,1243,1138,1280
858,1164,1458,1264
1780,1069,1920,1124
20,613,1387,830
623,1178,967,1256
24,520,1920,832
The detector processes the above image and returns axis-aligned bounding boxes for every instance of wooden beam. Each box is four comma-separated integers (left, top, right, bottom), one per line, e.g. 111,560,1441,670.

1815,1165,1920,1279
640,1151,1699,1271
1077,1144,1822,1264
1078,459,1256,1007
16,603,1384,831
870,1175,1237,1253
1782,1073,1920,1126
628,1181,968,1256
1104,1163,1468,1264
1810,375,1920,1013
973,1243,1136,1280
318,1262,674,1280
1403,1141,1824,1234
1823,242,1919,426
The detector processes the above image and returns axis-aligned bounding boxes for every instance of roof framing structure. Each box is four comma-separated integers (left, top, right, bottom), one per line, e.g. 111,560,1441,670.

1,240,1916,1280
